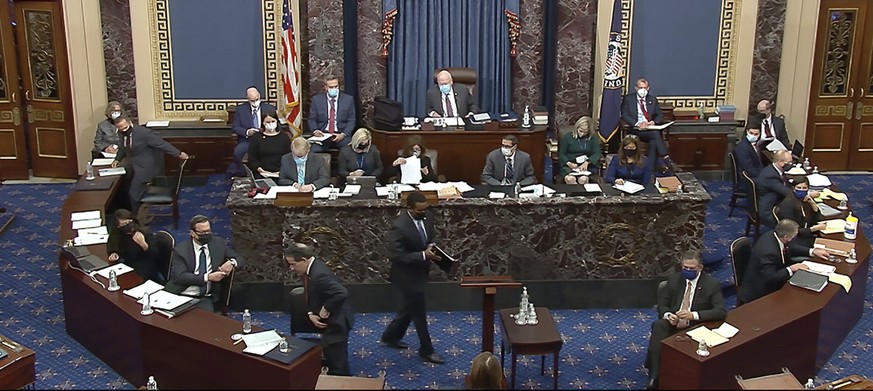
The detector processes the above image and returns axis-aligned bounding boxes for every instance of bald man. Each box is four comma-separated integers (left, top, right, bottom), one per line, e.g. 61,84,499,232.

756,100,790,150
425,70,480,118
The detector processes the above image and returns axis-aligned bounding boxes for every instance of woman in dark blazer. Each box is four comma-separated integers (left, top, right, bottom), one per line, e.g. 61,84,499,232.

92,101,124,159
559,116,602,184
246,112,291,178
604,135,652,186
391,135,438,183
106,209,162,282
777,175,825,248
338,128,383,183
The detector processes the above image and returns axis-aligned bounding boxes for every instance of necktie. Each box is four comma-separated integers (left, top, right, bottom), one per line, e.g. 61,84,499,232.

297,162,305,185
506,158,515,181
677,281,692,329
303,273,310,307
445,94,454,117
252,107,259,129
639,99,650,121
328,98,336,133
763,119,773,138
124,134,131,149
198,247,208,296
415,219,427,245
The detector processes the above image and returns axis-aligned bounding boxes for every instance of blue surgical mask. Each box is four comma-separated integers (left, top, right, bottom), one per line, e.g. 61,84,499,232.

439,84,451,95
294,155,307,165
794,189,808,199
681,268,699,281
746,134,759,143
327,88,339,98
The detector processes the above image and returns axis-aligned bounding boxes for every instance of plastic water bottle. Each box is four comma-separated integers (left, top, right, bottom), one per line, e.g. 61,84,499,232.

279,338,289,353
146,376,158,390
844,213,858,240
514,182,521,198
107,269,120,291
804,378,815,389
803,158,811,170
242,309,252,333
328,184,338,201
847,248,857,264
522,105,531,128
140,292,154,316
388,180,398,200
812,166,819,174
85,162,95,180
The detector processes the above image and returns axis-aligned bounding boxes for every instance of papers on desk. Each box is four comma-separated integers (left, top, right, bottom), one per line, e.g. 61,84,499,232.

828,273,853,293
815,188,848,202
802,260,837,275
488,192,506,199
521,184,556,196
253,186,298,200
73,234,109,246
819,219,847,234
242,330,284,356
567,170,591,176
342,184,361,195
72,218,102,230
78,226,108,238
307,134,333,143
806,173,832,187
471,113,491,123
123,280,165,300
71,210,100,222
313,187,334,199
685,322,738,347
400,156,422,184
785,166,806,175
91,158,115,167
817,203,842,218
93,262,134,279
766,139,787,152
145,120,170,127
140,290,194,311
799,260,852,293
646,121,674,130
417,181,473,193
98,167,126,176
584,183,603,193
612,181,645,194
260,171,280,178
375,184,416,197
101,151,117,159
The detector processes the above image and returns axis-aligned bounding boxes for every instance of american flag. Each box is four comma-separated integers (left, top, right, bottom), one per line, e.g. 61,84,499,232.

281,0,301,136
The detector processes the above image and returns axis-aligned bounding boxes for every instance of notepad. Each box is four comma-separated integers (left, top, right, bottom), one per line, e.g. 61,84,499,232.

242,330,284,356
686,325,730,347
71,210,101,222
584,183,603,193
93,262,134,279
612,181,645,194
123,280,165,300
819,219,847,234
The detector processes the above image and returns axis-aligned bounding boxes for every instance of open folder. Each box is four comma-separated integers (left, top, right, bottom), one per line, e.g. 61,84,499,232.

432,244,458,274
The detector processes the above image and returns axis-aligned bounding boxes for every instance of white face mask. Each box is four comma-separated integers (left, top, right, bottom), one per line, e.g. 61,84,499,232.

264,122,277,132
637,88,648,99
109,111,122,120
250,100,261,109
501,147,514,157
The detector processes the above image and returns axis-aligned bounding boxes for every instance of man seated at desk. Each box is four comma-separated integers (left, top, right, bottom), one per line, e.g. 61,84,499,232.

756,150,814,227
756,99,790,151
620,78,673,170
481,135,535,186
734,115,765,180
278,137,331,191
426,69,480,118
309,75,355,152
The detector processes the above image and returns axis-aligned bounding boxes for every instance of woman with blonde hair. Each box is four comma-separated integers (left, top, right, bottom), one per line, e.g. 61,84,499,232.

558,116,601,184
465,351,505,389
605,134,652,186
338,128,383,183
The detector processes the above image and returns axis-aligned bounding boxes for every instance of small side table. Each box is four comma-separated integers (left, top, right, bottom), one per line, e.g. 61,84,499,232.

498,308,563,390
0,334,35,389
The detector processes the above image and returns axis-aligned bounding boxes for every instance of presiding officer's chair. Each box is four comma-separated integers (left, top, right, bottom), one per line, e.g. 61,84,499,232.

730,237,752,306
434,67,477,97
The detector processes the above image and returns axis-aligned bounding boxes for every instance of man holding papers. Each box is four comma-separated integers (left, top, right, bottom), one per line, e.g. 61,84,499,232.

277,137,330,191
620,78,673,171
645,253,726,390
284,243,353,376
756,99,790,151
309,75,355,153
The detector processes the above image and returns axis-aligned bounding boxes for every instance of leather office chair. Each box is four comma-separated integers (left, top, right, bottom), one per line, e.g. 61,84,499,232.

154,230,175,283
139,157,192,229
434,67,477,97
729,236,751,306
289,286,320,335
656,280,667,303
740,172,761,240
727,152,748,217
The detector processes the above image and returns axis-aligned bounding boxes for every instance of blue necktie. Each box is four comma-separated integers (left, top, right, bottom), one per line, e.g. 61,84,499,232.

297,162,305,185
506,158,515,181
198,247,207,296
415,219,427,245
251,107,259,129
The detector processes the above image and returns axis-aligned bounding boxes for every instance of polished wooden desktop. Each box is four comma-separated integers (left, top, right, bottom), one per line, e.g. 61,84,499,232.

59,172,322,389
0,334,35,389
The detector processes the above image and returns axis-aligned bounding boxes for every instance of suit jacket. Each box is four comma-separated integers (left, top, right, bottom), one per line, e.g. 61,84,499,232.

604,156,652,185
166,237,245,304
657,272,726,324
308,92,356,137
760,115,790,149
114,125,181,184
755,164,789,226
93,119,121,153
232,102,278,141
386,210,437,293
338,145,383,179
481,149,536,185
425,84,480,117
740,231,809,304
306,258,354,344
621,93,664,126
277,152,331,189
734,137,764,179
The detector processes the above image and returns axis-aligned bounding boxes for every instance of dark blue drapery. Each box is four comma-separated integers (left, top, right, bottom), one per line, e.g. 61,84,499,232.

385,0,513,118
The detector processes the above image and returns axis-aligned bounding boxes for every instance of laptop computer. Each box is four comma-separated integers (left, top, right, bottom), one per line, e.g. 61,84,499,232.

346,175,377,187
60,245,110,272
244,165,276,188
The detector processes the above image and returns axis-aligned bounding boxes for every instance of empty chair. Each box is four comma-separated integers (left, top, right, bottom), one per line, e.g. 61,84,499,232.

730,237,751,306
727,152,748,217
139,157,191,228
740,171,761,240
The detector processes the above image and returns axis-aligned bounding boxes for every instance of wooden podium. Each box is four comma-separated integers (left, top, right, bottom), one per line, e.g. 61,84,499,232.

460,276,523,352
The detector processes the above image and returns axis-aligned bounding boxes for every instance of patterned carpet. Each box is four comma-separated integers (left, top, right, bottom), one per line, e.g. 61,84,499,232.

0,174,871,389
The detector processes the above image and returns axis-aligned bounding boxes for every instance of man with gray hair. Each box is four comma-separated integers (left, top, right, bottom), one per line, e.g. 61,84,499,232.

425,69,479,118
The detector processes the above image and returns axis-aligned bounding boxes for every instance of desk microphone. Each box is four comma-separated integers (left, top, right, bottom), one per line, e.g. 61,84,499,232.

67,263,107,290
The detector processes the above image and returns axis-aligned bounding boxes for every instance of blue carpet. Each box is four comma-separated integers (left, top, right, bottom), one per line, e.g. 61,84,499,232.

0,175,871,389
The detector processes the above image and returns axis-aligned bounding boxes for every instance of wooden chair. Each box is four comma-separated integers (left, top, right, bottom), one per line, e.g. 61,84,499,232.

727,152,748,217
139,157,191,229
154,230,175,283
729,237,752,306
217,269,235,316
740,172,761,240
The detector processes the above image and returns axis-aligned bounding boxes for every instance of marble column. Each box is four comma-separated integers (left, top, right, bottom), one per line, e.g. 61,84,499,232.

749,0,786,109
554,0,597,126
511,0,545,115
356,0,387,124
100,0,138,119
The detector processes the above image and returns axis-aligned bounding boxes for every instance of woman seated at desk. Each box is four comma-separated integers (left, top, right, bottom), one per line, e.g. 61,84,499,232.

92,101,124,159
339,128,383,183
392,135,438,183
559,116,601,184
247,113,291,179
777,175,825,248
604,135,652,186
107,209,162,283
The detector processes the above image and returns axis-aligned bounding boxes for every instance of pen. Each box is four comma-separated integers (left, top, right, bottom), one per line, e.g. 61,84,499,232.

233,338,243,345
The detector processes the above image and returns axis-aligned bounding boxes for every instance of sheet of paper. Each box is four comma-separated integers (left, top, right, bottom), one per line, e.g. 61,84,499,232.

828,272,852,293
343,184,361,194
73,234,108,246
613,181,645,194
820,219,847,234
400,156,423,184
418,182,449,191
242,330,283,355
72,218,103,230
575,155,589,164
98,167,126,176
685,326,729,347
802,260,837,275
816,188,848,201
253,186,299,200
375,186,389,197
488,192,505,199
313,187,334,199
568,170,591,176
78,226,109,237
450,181,474,193
101,151,117,159
785,166,806,175
261,171,280,178
807,173,832,187
712,322,739,339
584,183,603,193
71,210,101,222
766,138,787,151
307,134,332,142
123,280,165,300
145,120,170,127
521,184,556,195
142,290,193,311
91,158,115,166
93,262,134,279
647,121,675,130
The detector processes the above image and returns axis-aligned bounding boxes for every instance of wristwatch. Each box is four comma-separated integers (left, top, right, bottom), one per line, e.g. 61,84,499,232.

307,311,314,316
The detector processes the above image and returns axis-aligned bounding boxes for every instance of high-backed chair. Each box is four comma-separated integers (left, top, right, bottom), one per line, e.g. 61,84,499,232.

289,286,320,335
727,152,748,217
434,67,477,96
139,157,192,228
154,230,175,283
740,172,761,240
772,205,780,225
729,236,751,306
656,280,667,303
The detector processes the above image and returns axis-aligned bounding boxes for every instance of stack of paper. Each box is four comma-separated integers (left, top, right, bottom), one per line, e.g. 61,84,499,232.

140,290,194,311
800,260,852,293
685,322,739,347
71,210,108,245
241,330,284,355
612,181,645,194
342,184,361,195
101,151,117,159
93,263,134,279
253,186,298,200
819,219,847,234
766,139,788,152
123,280,165,300
807,173,832,187
98,167,126,176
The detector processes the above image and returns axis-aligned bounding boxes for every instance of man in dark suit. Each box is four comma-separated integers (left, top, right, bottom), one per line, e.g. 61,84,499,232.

166,215,244,313
380,191,446,365
734,116,764,181
278,137,331,189
481,135,536,186
756,150,793,227
739,219,829,304
425,70,480,118
231,86,278,175
756,100,790,151
644,252,726,390
284,242,353,376
309,75,356,152
111,116,188,213
620,78,673,170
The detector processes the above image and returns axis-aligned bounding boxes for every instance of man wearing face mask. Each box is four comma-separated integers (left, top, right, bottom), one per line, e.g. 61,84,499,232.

92,101,124,159
106,209,162,282
278,137,331,190
740,219,828,305
309,75,356,152
425,70,480,118
755,150,817,227
733,115,765,180
481,135,536,186
166,215,245,313
620,78,673,171
644,252,725,390
756,99,790,151
111,116,189,214
232,86,278,176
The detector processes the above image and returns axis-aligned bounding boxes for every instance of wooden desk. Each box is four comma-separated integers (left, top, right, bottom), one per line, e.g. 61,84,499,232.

150,121,236,176
498,308,563,390
0,335,35,389
59,172,323,389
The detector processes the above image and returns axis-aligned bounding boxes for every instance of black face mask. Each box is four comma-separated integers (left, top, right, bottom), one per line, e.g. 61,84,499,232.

357,143,369,150
119,223,136,234
197,233,213,244
623,148,638,157
410,211,426,220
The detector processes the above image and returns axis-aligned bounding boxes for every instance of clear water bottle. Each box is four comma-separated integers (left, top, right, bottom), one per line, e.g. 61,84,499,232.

388,180,398,200
279,337,289,353
107,269,120,291
812,166,819,174
146,376,158,390
328,184,338,201
803,158,811,170
85,162,95,180
514,182,521,198
242,309,252,333
522,105,531,128
804,378,815,389
847,248,858,264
